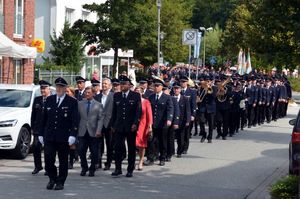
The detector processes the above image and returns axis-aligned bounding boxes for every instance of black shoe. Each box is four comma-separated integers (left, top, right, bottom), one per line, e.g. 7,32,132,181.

177,154,181,158
80,170,87,176
46,180,55,190
126,172,133,177
165,157,171,162
159,161,165,166
88,171,95,177
216,135,221,139
253,124,256,127
222,137,227,140
248,125,251,128
208,139,212,143
103,165,110,171
111,170,122,177
68,163,73,169
32,167,43,175
44,171,48,176
54,183,64,190
143,160,154,166
182,150,187,154
200,137,206,143
229,134,233,137
193,132,198,136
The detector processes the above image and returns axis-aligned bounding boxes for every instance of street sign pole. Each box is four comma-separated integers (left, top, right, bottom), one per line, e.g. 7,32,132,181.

157,0,161,76
188,45,191,78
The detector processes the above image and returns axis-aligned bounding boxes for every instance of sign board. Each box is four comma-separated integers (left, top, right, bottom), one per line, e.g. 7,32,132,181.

182,29,198,45
159,57,164,64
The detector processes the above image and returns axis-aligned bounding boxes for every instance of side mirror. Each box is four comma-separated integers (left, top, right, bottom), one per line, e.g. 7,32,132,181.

289,119,296,126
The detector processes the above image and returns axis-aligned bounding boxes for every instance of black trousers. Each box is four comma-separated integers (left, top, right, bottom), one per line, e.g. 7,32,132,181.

32,135,43,169
229,109,239,135
216,109,229,138
175,128,184,155
240,108,247,129
247,104,256,126
272,102,278,120
147,128,168,162
99,126,114,167
265,104,273,122
183,123,191,152
199,112,214,140
78,133,99,172
44,141,69,185
114,131,136,172
166,127,175,158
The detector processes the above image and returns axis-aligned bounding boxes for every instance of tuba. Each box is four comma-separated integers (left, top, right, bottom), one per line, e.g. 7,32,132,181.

216,77,231,102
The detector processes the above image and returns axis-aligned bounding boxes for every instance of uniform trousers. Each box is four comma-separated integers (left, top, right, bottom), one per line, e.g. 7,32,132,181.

32,135,43,169
198,112,214,140
175,128,184,155
114,131,136,172
216,109,229,138
147,128,168,162
44,141,69,185
166,127,175,159
265,104,273,122
99,126,114,167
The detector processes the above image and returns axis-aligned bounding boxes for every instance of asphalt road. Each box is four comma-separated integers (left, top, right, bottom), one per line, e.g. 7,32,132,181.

0,104,298,199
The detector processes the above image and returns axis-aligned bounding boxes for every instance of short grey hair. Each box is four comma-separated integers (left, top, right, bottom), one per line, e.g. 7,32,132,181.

102,78,112,84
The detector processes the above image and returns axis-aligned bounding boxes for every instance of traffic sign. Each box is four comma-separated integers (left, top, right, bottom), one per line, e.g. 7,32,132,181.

182,29,198,45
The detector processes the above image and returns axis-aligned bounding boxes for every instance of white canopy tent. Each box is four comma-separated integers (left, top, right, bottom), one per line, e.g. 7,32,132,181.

0,31,37,58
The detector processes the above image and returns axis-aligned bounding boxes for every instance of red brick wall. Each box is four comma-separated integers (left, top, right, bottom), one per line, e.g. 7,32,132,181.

1,0,35,84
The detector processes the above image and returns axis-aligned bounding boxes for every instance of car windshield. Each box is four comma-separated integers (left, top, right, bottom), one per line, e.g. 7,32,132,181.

0,89,32,108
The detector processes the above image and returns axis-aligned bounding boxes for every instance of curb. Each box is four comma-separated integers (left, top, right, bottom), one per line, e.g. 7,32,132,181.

245,161,288,199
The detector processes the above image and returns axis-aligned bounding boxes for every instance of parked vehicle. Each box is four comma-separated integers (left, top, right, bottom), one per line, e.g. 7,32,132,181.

289,112,300,175
0,84,55,159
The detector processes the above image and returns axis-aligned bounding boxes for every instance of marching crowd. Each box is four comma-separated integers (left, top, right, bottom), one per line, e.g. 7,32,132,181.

30,66,292,190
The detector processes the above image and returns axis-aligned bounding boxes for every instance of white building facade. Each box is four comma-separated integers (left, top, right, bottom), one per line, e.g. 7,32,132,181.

35,0,124,80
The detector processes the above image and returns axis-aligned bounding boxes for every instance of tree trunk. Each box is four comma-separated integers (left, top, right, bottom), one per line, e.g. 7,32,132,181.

113,46,118,78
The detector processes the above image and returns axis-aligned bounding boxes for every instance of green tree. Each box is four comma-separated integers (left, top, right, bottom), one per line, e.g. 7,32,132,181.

48,21,85,73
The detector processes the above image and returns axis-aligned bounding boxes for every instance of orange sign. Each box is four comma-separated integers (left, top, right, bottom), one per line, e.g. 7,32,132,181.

31,39,45,53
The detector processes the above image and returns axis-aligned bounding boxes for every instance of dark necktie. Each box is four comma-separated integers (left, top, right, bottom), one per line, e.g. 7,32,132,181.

87,101,91,115
56,98,60,107
156,94,159,102
181,90,185,95
123,93,126,99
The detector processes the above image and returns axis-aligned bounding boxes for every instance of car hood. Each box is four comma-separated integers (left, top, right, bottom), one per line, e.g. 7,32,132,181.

0,107,30,122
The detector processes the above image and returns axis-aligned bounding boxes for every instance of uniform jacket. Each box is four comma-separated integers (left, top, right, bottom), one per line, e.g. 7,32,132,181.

197,86,217,114
149,93,174,129
181,87,197,117
75,89,85,101
143,89,154,99
78,99,104,137
175,95,191,127
245,84,258,105
31,96,46,135
39,94,78,142
171,96,180,126
111,91,142,133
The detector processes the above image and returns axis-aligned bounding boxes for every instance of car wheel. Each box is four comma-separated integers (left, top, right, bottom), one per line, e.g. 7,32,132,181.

12,127,31,159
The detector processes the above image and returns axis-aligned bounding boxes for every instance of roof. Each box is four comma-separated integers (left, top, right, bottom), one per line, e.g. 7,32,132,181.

0,84,39,91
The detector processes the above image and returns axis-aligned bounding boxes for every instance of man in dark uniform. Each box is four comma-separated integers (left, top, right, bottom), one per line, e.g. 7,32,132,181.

110,75,142,177
39,77,78,190
197,75,216,143
111,78,121,93
75,76,86,101
139,77,154,99
180,75,196,154
172,82,191,157
31,80,51,175
245,76,258,128
91,79,101,96
265,78,275,123
145,78,174,166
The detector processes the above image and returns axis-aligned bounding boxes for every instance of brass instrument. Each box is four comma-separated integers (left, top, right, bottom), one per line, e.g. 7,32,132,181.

197,81,213,103
216,77,231,102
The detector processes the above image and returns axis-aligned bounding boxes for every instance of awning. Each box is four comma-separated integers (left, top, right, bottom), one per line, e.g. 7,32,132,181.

0,31,37,58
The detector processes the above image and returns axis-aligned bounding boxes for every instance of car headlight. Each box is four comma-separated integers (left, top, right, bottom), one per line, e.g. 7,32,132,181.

0,120,18,127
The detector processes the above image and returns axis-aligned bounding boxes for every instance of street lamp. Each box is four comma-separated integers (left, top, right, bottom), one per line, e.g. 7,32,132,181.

157,0,161,76
199,27,213,68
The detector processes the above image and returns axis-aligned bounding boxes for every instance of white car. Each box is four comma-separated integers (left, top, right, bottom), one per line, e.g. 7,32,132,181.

0,84,55,159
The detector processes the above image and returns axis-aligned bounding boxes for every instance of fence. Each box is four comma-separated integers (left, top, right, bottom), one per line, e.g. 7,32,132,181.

38,69,80,86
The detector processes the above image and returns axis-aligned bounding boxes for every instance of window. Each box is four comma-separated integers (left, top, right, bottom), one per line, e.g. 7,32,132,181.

0,0,4,32
65,8,74,24
82,11,89,21
0,89,32,107
14,59,23,84
14,0,24,37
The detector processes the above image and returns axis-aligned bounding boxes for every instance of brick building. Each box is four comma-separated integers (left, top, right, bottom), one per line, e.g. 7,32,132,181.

0,0,35,84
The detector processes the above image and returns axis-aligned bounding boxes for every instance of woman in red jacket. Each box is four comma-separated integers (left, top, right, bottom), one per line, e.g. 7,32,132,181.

135,86,153,170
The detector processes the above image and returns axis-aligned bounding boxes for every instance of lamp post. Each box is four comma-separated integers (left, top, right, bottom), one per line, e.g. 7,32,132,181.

199,27,213,68
157,0,161,76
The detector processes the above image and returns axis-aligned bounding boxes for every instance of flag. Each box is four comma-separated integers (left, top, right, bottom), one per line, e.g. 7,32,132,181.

193,32,202,59
242,50,247,74
246,50,252,74
238,49,243,75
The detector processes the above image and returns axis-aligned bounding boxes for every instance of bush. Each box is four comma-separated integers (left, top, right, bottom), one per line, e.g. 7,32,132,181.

288,78,300,92
270,175,299,199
